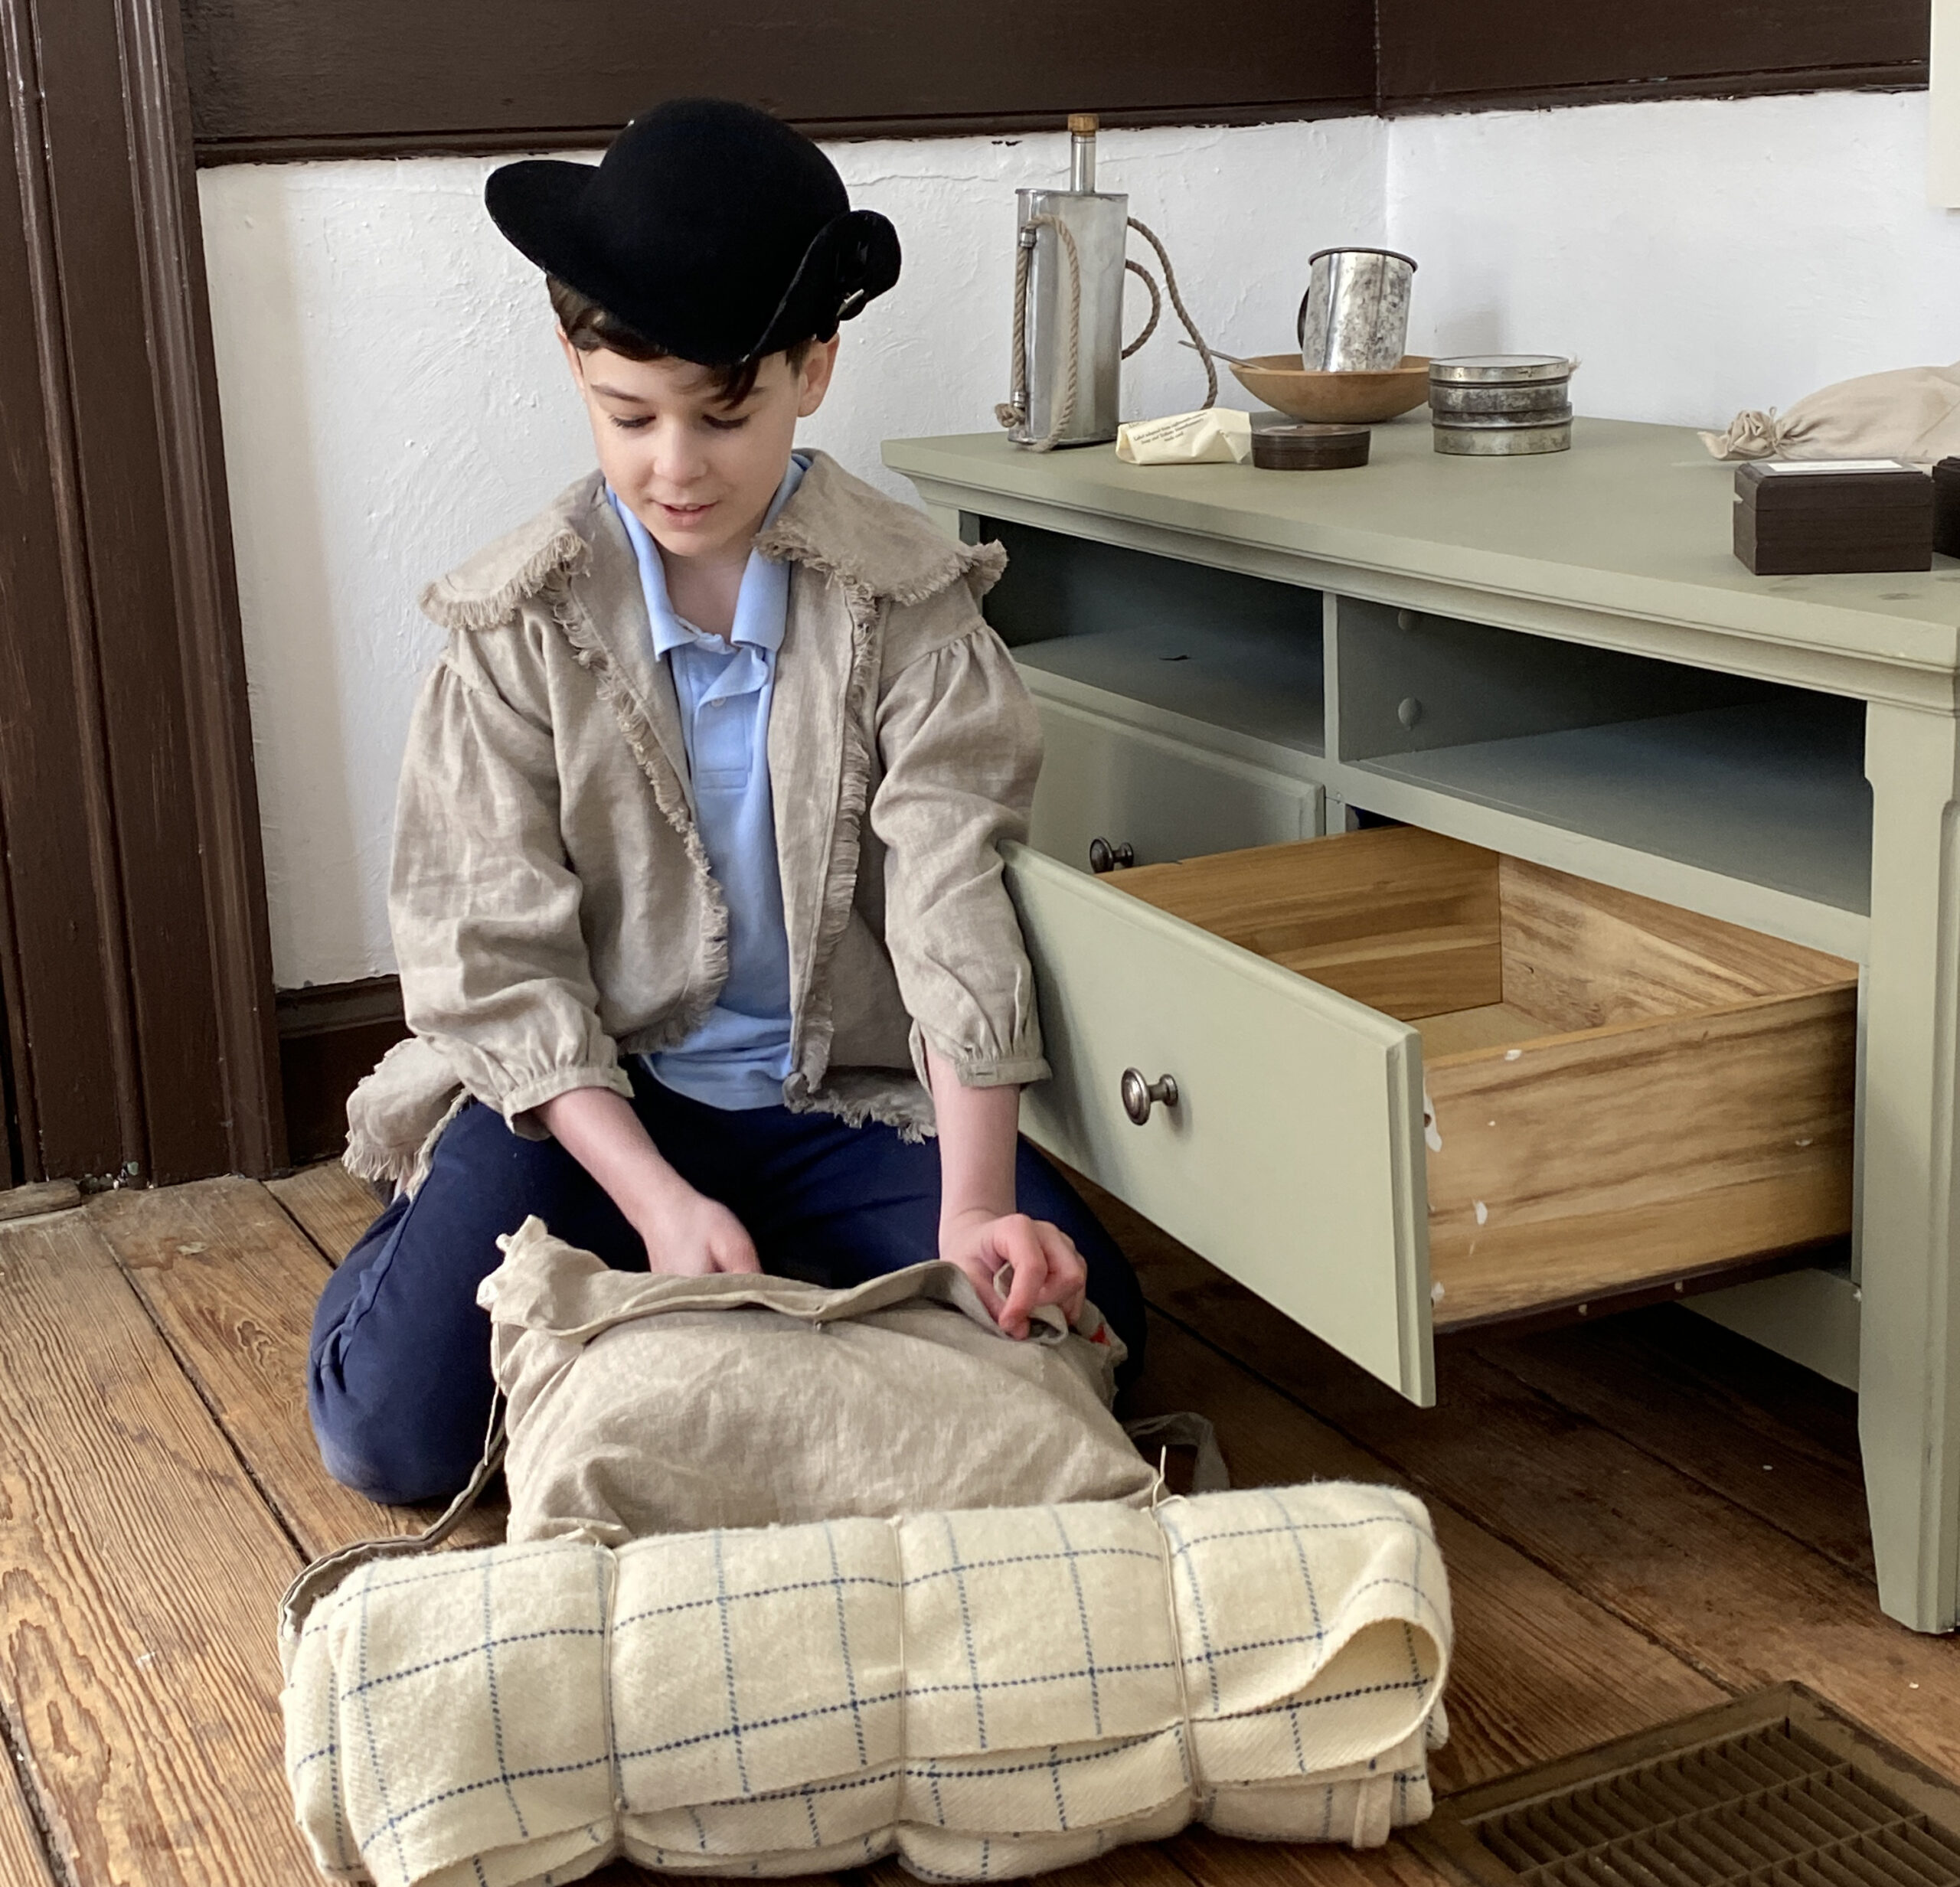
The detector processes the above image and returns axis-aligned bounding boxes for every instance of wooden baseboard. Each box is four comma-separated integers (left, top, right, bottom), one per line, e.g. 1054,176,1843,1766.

276,976,407,1167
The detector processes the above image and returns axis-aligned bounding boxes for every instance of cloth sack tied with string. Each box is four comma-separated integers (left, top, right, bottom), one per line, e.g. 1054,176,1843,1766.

478,1217,1185,1544
1702,361,1960,465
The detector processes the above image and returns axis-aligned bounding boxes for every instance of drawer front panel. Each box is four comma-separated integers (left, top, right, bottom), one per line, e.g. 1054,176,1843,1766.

1029,698,1321,876
1005,843,1433,1401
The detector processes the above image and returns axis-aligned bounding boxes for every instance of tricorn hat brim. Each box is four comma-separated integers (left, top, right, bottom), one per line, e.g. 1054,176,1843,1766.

487,103,900,365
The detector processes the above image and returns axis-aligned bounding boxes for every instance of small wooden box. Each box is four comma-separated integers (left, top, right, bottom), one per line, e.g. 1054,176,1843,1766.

1733,459,1932,575
1935,456,1960,559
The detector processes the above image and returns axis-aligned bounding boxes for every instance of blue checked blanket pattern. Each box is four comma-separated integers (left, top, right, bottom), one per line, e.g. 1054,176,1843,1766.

281,1481,1451,1885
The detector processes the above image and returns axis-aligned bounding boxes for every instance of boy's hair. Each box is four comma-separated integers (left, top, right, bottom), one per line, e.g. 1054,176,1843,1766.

549,276,813,406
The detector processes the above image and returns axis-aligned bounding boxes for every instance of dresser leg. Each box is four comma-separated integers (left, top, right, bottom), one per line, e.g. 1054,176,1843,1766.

1860,701,1960,1633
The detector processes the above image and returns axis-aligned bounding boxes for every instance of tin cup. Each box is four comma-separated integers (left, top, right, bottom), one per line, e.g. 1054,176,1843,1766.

1297,248,1418,373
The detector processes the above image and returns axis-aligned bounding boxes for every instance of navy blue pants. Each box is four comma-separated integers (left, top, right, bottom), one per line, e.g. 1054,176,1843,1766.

309,1064,1146,1503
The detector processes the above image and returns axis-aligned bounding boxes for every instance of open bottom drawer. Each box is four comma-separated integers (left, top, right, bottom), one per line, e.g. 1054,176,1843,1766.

1004,826,1857,1403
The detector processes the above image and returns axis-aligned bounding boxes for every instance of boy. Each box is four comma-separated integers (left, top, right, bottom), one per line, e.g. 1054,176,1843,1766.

309,97,1146,1505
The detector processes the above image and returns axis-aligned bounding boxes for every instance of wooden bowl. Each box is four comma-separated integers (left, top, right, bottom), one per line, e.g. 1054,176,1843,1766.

1227,354,1431,424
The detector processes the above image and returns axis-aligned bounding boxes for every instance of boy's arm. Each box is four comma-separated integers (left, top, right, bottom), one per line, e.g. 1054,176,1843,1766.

393,638,631,1127
400,639,753,1272
871,612,1050,1096
926,1045,1086,1337
534,1088,760,1275
870,600,1087,1334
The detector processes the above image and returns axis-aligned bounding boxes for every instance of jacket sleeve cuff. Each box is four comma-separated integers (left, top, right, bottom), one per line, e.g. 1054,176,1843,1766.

498,1063,635,1138
910,1020,1051,1091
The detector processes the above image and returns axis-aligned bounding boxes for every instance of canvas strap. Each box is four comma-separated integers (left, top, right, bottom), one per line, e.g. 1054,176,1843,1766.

279,1392,508,1643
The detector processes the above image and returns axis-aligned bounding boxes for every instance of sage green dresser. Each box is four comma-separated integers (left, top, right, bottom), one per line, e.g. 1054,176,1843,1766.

886,417,1960,1635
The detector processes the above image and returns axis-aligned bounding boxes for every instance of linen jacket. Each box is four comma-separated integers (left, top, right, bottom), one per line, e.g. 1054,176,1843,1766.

345,451,1047,1192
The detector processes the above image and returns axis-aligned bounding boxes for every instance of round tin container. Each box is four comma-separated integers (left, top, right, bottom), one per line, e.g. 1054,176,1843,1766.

1427,380,1573,417
1433,417,1572,456
1428,354,1574,384
1431,404,1573,430
1429,354,1575,455
1252,422,1371,470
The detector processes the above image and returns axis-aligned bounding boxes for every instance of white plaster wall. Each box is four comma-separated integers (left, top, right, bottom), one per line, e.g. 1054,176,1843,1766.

201,119,1386,986
204,88,1960,988
1391,90,1960,426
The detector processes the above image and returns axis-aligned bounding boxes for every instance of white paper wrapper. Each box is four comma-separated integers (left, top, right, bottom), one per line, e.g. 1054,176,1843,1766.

1116,406,1253,465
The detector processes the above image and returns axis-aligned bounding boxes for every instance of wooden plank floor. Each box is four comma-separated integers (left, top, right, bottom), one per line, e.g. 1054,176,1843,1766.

0,1164,1952,1887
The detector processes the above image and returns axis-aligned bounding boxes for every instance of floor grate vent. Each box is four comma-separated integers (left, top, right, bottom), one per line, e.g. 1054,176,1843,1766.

1410,1684,1960,1887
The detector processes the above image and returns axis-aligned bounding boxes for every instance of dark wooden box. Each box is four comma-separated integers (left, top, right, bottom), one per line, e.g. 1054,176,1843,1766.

1936,457,1960,560
1733,461,1932,576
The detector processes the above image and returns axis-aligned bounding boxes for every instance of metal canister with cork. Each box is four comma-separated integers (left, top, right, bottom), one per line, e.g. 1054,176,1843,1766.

996,115,1218,451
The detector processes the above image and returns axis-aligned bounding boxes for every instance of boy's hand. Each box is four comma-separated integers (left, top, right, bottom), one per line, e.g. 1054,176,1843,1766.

941,1207,1087,1339
534,1087,760,1278
633,1187,762,1277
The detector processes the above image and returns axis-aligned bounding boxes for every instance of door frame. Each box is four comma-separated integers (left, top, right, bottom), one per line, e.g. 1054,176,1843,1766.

0,0,282,1184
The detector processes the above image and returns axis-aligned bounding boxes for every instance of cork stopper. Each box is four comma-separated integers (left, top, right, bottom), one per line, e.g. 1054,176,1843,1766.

1067,114,1099,191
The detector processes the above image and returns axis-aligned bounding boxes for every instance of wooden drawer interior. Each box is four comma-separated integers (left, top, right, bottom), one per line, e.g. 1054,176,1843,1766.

1107,827,1858,1331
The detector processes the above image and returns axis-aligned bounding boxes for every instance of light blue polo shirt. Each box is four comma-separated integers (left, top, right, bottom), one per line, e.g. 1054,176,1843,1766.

609,454,808,1110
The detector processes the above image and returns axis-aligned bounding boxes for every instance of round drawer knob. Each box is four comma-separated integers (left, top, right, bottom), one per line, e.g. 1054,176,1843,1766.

1089,837,1135,874
1121,1067,1179,1125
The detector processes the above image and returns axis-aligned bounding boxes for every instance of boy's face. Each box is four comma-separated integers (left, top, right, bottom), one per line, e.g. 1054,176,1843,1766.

560,334,839,564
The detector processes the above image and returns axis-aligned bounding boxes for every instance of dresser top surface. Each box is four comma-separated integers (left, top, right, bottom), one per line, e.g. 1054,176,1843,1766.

884,419,1960,677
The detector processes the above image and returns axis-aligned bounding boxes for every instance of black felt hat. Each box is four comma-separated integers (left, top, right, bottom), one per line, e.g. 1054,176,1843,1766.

487,98,901,366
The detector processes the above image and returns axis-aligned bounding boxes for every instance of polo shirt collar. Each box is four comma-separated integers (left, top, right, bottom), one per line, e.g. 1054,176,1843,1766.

609,453,808,660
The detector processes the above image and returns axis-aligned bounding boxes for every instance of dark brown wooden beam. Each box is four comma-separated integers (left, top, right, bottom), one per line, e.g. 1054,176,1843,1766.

179,0,1377,163
1377,0,1926,114
180,0,1929,166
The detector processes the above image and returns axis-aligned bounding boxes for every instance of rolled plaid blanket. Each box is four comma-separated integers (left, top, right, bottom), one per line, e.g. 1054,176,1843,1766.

281,1481,1450,1885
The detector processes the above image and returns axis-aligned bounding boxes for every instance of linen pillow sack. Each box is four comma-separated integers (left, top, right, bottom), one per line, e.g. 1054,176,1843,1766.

478,1217,1158,1543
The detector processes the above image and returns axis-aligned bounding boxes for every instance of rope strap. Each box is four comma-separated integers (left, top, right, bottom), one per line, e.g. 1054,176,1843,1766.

1122,258,1161,359
279,1392,508,1642
1127,217,1218,411
995,213,1082,452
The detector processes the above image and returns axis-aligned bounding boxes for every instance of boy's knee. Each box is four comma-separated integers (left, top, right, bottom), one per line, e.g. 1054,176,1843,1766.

309,1373,481,1507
